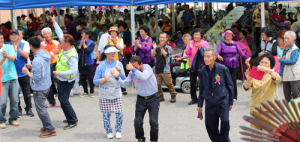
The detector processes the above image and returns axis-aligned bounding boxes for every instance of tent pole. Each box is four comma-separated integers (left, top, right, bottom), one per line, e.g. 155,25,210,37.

194,2,196,27
88,6,92,29
43,8,45,27
58,8,60,27
131,5,135,46
172,4,175,34
261,2,265,27
155,5,159,43
11,10,14,30
112,6,115,24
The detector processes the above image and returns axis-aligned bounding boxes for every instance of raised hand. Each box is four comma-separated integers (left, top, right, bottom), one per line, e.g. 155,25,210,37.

126,62,134,71
245,68,252,81
104,76,111,82
152,41,157,49
189,42,193,49
111,69,118,78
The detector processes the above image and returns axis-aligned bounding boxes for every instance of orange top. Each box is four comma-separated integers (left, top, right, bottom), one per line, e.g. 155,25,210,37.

41,40,62,64
161,24,171,32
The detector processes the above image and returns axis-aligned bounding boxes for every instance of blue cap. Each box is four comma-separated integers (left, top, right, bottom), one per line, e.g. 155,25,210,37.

206,12,211,15
104,46,120,53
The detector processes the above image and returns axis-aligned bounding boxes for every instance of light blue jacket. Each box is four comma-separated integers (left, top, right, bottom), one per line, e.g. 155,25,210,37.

30,49,52,91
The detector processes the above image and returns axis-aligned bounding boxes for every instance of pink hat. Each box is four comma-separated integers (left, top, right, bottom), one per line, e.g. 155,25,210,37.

222,30,235,37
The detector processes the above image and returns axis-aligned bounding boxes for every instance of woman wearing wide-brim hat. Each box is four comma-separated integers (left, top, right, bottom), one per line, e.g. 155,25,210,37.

104,26,124,61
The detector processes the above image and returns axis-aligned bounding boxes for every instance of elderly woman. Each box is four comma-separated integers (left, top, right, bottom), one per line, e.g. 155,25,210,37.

170,34,191,83
185,28,209,105
278,31,300,102
131,25,155,67
217,29,250,101
243,53,281,130
246,26,279,72
93,45,126,139
104,26,124,61
77,29,95,98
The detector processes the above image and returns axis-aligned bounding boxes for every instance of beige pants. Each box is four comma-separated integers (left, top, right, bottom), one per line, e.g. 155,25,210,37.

155,73,177,96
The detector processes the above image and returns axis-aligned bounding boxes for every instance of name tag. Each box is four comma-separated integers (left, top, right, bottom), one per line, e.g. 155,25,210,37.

50,51,54,55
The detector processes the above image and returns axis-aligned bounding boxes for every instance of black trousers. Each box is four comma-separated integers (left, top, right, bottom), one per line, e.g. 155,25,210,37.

190,71,199,100
47,65,57,105
205,103,230,142
227,66,238,100
80,74,94,94
255,27,261,48
18,76,32,111
134,93,160,141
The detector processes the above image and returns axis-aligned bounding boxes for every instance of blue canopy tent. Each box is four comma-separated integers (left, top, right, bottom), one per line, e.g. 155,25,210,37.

0,0,13,10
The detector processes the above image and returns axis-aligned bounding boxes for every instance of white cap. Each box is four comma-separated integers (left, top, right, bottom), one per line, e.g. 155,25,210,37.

104,46,120,53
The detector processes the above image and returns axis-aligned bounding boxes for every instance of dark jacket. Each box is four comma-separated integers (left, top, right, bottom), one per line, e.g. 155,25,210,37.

77,39,95,66
198,62,234,107
122,29,132,46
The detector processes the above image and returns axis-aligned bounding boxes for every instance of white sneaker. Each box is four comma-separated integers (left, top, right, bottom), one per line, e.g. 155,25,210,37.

89,93,95,98
107,133,114,139
79,93,87,98
0,123,6,129
233,99,237,102
115,132,122,139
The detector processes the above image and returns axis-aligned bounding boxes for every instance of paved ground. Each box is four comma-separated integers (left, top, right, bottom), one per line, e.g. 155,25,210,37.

0,82,285,142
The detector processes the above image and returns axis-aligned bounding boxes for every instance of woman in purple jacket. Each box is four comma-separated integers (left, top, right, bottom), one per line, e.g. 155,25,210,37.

131,25,154,67
216,29,250,102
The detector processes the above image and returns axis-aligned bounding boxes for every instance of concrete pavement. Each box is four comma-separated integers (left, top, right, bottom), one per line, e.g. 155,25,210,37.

0,82,285,142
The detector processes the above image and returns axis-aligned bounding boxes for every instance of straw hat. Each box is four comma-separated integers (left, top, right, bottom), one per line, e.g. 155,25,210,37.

109,26,119,35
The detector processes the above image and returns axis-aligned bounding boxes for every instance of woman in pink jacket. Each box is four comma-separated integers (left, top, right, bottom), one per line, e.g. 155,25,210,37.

185,28,209,105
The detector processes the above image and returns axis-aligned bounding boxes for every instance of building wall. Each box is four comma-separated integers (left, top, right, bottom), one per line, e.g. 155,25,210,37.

0,9,45,24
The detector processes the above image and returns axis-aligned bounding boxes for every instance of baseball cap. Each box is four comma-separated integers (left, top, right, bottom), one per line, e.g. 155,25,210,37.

10,29,19,35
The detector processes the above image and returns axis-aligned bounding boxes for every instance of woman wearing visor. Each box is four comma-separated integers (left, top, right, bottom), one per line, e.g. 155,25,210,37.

216,29,250,102
93,45,126,139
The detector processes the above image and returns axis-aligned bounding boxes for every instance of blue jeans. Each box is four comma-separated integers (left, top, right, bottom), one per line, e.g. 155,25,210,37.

57,80,77,124
0,79,19,123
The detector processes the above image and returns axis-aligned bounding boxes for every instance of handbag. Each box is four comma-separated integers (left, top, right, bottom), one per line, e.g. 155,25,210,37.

123,44,132,55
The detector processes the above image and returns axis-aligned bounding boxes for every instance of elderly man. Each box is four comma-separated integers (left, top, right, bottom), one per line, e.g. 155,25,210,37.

149,20,162,41
7,30,34,118
113,56,160,142
151,32,177,102
52,16,79,129
198,48,234,142
0,31,19,129
278,31,300,102
41,27,62,108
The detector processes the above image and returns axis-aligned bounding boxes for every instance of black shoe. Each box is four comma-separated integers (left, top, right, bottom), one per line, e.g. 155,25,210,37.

63,123,77,130
122,91,128,95
188,99,198,105
63,119,78,123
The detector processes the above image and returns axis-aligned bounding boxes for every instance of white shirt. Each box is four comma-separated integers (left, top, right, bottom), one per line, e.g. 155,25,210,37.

20,20,27,28
55,15,65,28
21,39,30,53
98,32,110,52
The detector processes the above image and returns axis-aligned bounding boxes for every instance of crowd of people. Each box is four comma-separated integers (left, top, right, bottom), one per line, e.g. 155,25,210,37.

0,3,300,142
